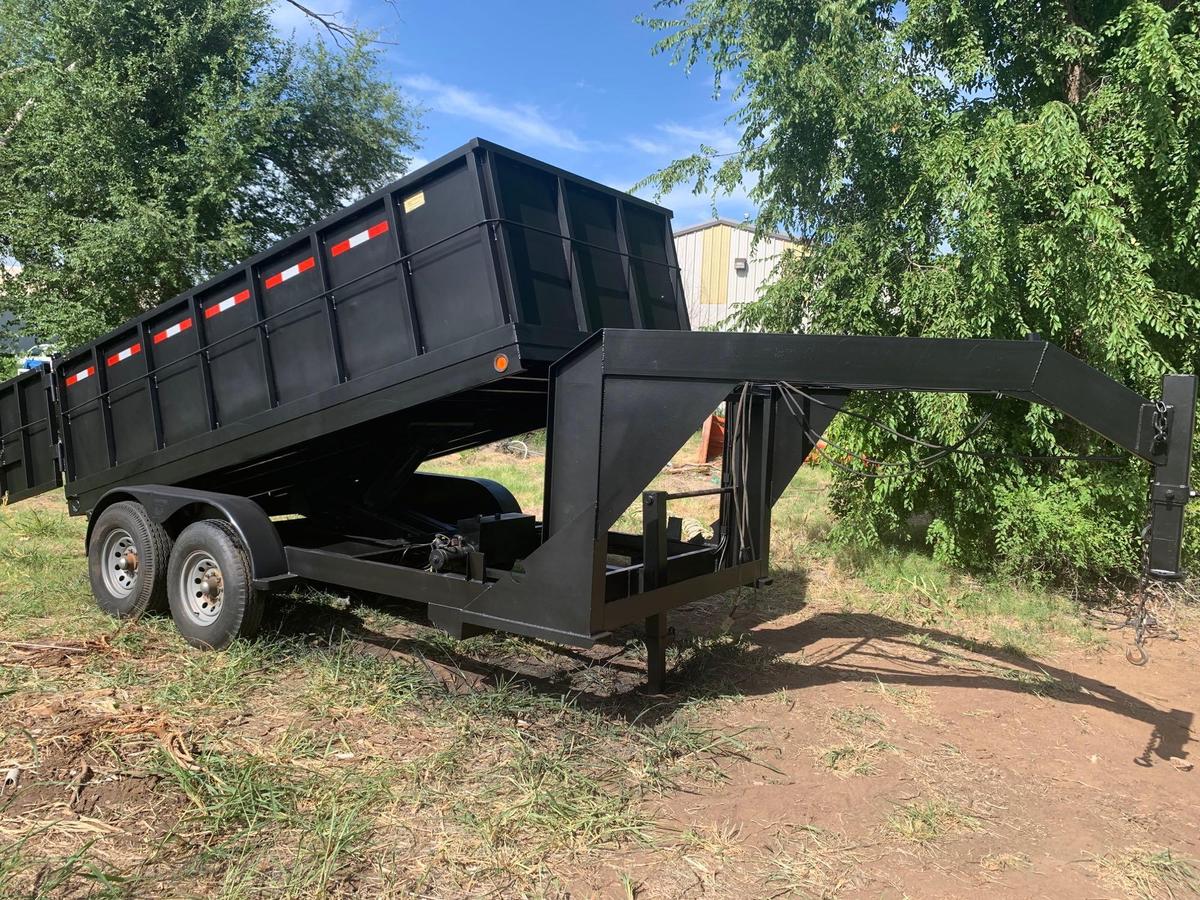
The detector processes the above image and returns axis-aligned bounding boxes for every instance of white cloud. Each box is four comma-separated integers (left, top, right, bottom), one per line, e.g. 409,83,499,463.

657,122,740,155
648,184,755,228
626,136,673,156
401,74,588,152
626,121,741,160
619,164,760,229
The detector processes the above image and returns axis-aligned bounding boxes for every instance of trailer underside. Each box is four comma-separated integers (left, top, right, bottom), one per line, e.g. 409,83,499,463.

71,328,1194,690
0,139,1191,688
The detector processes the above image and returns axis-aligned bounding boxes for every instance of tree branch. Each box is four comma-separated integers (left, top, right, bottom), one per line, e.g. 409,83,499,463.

281,0,402,46
0,97,34,151
282,0,358,45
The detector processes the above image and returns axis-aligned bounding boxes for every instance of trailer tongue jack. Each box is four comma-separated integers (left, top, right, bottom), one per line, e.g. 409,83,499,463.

0,139,1193,690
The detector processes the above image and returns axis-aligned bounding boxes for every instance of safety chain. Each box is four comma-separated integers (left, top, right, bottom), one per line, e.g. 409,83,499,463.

1125,401,1175,665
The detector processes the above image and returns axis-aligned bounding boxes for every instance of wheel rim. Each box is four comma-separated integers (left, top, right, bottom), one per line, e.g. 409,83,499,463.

100,528,139,599
178,550,224,627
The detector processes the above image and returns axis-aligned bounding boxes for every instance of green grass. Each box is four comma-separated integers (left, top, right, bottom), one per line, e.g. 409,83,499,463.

821,542,1104,656
1094,847,1200,900
886,797,983,845
0,438,1140,896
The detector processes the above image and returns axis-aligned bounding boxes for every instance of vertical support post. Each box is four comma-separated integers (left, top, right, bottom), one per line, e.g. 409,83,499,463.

661,212,690,330
1148,374,1197,578
247,266,279,409
384,192,425,354
645,612,668,694
642,490,669,591
643,489,670,692
56,364,76,487
137,320,165,451
555,176,589,331
13,378,33,491
614,198,645,329
744,387,776,573
470,148,516,325
716,388,740,568
92,346,117,467
312,234,348,384
188,294,217,431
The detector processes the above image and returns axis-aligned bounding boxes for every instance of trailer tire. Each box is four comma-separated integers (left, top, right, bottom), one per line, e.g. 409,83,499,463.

88,501,172,620
167,520,264,650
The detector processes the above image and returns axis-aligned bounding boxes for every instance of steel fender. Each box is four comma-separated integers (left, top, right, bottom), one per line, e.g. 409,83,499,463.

86,485,288,580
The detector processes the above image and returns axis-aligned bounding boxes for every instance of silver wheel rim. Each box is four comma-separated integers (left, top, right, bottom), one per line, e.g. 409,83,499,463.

178,550,224,627
101,528,139,599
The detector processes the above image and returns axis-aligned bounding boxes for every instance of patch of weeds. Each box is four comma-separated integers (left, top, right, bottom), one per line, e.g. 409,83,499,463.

818,739,896,777
867,680,933,717
832,540,1104,655
829,705,885,734
670,631,763,698
152,640,294,713
463,734,653,855
302,641,427,721
771,468,835,564
763,824,860,897
456,631,551,664
155,746,395,896
886,797,982,845
633,718,752,791
0,507,80,540
904,636,1065,696
0,832,130,899
1094,847,1200,900
981,851,1032,873
817,703,896,776
677,821,744,858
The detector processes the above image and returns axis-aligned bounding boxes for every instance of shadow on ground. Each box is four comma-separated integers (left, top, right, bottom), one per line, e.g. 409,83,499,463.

256,582,1193,772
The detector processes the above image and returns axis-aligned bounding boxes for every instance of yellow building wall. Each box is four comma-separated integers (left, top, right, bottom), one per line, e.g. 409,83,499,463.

699,224,731,306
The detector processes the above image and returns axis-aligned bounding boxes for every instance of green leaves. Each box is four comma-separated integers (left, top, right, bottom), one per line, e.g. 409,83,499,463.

0,0,419,347
647,0,1200,580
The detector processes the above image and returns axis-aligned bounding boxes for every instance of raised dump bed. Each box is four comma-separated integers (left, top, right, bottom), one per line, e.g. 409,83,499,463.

0,139,1193,687
35,139,688,513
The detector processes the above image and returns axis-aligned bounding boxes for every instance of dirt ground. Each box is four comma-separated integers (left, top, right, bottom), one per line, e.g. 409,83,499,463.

567,575,1200,899
2,456,1198,898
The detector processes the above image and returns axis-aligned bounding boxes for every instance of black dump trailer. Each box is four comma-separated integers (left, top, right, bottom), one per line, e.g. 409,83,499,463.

0,138,1195,687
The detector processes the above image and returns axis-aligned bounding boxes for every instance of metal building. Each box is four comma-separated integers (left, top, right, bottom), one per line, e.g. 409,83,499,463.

674,219,799,330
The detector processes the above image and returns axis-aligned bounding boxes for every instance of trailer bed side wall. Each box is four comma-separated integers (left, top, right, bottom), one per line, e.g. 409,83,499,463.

9,139,685,509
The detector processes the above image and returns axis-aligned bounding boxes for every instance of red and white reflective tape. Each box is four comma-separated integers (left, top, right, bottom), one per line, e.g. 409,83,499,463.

264,256,315,289
105,343,142,367
65,366,95,387
331,220,389,257
204,288,251,320
153,317,193,345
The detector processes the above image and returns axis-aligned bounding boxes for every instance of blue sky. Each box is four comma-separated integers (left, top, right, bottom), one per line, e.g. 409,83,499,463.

272,0,754,227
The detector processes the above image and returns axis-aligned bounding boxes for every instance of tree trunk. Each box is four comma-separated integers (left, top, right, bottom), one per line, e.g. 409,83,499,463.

1062,0,1091,105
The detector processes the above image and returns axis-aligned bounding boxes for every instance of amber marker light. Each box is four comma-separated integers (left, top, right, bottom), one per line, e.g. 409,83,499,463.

493,353,510,373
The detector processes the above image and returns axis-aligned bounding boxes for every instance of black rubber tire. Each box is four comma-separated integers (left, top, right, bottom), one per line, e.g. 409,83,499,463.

167,520,264,650
87,501,172,619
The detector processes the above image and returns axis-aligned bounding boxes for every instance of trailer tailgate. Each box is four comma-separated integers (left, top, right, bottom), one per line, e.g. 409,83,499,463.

0,367,61,502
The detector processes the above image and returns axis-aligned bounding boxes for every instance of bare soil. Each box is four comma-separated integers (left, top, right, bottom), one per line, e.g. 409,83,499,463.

560,570,1200,899
2,462,1198,897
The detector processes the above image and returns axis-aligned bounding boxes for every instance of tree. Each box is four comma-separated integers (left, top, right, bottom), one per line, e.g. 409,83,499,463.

0,0,419,347
644,0,1200,582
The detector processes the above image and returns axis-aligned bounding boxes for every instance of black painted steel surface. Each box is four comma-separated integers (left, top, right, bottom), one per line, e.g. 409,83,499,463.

0,139,685,512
